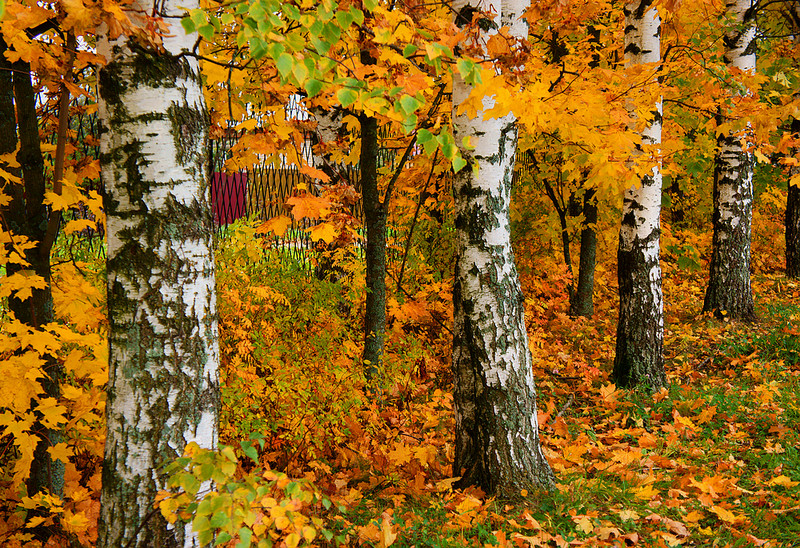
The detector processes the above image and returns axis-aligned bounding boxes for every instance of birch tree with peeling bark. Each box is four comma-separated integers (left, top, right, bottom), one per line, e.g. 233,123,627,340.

97,1,220,546
703,0,757,319
612,0,667,390
451,0,555,495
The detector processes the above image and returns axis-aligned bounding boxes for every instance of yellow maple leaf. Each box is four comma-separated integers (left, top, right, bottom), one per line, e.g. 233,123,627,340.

35,398,68,429
44,174,85,211
61,0,95,31
710,505,736,523
574,515,594,534
633,483,659,500
47,442,72,464
387,443,413,465
298,164,331,182
309,222,338,244
768,475,799,488
63,219,95,235
256,215,292,237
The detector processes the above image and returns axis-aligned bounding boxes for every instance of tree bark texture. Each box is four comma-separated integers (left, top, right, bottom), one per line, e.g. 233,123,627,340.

97,2,220,546
360,114,386,381
789,176,800,279
786,118,800,279
613,1,666,390
569,188,597,318
703,0,756,320
1,37,65,511
451,0,555,496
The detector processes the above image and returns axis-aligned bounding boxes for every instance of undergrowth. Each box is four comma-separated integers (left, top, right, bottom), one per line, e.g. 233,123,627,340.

159,214,800,548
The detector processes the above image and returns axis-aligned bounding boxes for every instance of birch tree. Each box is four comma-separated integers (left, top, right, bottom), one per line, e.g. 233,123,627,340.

97,1,220,546
703,0,757,319
451,0,555,495
612,0,667,390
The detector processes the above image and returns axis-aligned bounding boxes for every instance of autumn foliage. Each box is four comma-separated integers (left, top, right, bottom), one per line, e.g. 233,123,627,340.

3,0,800,546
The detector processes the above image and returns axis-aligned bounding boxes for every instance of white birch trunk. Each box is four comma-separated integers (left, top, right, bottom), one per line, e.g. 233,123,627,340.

97,1,219,546
612,0,666,389
703,0,756,320
451,0,554,495
704,0,757,319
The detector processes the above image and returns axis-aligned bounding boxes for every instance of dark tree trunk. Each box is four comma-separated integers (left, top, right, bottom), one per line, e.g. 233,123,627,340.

669,176,686,226
7,55,64,508
360,114,386,381
789,181,800,279
786,118,800,279
569,188,597,317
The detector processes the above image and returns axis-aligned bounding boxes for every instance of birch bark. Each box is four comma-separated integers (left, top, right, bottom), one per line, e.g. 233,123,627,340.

703,0,756,320
451,0,554,495
97,1,220,546
612,0,667,390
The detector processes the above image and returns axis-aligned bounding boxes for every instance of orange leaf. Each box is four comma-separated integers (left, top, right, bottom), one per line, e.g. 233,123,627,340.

298,164,331,182
309,222,338,244
286,194,331,220
380,512,397,548
256,215,292,237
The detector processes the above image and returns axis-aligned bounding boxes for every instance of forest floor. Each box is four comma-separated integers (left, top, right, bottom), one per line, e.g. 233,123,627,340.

193,220,800,548
2,215,798,548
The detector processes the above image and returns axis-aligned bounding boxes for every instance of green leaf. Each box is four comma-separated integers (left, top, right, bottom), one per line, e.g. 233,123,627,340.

417,129,438,156
403,43,418,57
221,13,235,25
293,62,309,85
322,21,342,44
276,53,293,79
181,17,195,35
0,1,5,19
452,154,468,172
181,472,201,496
457,58,482,85
399,95,421,115
249,37,268,60
286,32,307,52
236,526,253,548
190,9,206,27
267,43,285,61
210,509,231,529
282,3,300,19
363,0,379,11
241,441,259,463
337,88,358,108
350,6,364,26
198,24,215,41
336,9,354,28
193,514,211,533
305,79,325,98
216,531,233,544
